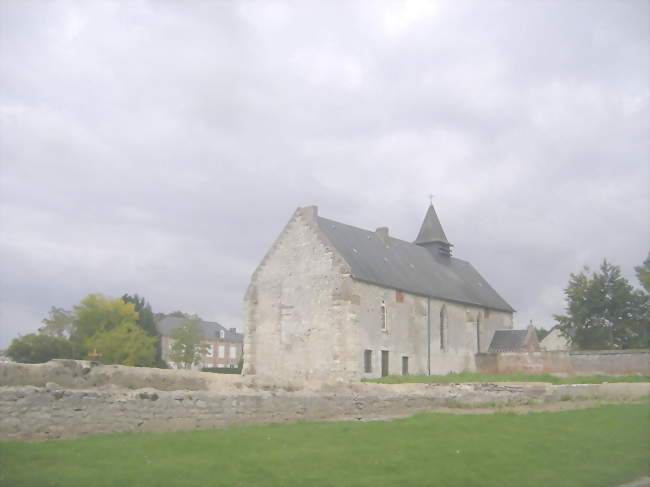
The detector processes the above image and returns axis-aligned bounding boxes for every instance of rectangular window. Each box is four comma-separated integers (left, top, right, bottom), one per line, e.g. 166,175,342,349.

364,350,372,373
380,301,387,331
206,344,214,357
402,356,409,375
218,345,225,358
396,290,404,303
230,345,237,358
484,309,491,319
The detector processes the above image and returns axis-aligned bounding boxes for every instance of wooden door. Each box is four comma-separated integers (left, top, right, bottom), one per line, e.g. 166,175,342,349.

381,350,389,377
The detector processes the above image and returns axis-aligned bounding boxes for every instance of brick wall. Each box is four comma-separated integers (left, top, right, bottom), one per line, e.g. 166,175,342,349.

476,349,650,376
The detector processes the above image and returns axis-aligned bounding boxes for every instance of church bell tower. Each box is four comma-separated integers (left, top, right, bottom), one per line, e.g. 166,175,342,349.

414,203,453,258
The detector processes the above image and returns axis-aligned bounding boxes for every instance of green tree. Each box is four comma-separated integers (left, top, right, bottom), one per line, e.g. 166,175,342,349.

555,260,649,350
69,294,140,358
6,334,73,363
154,310,200,323
635,252,650,293
85,322,158,367
38,307,73,338
122,293,166,368
168,316,208,369
122,294,156,336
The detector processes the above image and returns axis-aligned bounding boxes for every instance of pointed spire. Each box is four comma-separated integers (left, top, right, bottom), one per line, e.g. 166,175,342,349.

415,203,449,244
414,203,453,257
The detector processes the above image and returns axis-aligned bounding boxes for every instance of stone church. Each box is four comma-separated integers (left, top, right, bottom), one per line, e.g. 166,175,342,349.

242,204,514,381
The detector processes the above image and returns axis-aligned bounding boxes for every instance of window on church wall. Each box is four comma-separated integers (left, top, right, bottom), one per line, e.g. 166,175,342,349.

484,309,491,319
395,290,404,303
380,301,387,331
440,305,448,350
476,314,481,353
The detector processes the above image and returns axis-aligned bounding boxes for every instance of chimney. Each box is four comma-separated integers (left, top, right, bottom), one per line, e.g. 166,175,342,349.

300,205,318,219
375,227,390,245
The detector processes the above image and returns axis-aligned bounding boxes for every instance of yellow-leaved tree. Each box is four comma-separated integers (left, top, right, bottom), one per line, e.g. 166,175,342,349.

69,293,157,366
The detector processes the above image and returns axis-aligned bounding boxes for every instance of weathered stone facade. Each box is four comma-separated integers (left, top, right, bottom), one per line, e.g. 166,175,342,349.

243,207,358,380
243,206,514,381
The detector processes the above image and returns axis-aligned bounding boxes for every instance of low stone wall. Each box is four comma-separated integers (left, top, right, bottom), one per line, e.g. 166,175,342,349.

476,349,650,376
570,350,650,375
1,360,649,442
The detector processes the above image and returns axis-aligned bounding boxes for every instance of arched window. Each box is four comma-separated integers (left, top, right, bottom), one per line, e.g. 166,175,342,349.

440,305,448,350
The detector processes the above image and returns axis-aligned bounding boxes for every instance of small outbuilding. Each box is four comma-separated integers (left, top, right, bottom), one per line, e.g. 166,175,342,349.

488,327,540,353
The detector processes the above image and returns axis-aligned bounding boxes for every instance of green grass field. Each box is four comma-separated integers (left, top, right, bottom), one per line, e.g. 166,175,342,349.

1,404,648,487
364,372,650,384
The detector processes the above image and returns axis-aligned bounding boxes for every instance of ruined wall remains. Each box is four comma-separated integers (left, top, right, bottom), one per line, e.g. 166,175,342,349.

476,349,650,376
2,361,649,442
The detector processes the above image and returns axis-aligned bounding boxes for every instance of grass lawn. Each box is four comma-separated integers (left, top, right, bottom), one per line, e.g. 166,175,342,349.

1,404,648,487
364,372,650,384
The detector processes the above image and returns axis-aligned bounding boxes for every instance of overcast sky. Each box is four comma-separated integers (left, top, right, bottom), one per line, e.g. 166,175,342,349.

0,0,648,348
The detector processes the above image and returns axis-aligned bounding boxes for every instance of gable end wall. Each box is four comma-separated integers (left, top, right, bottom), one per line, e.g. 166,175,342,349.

242,207,360,380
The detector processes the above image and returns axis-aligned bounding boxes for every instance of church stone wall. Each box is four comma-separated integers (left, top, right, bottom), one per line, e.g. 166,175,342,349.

353,282,514,379
242,207,360,381
243,206,514,381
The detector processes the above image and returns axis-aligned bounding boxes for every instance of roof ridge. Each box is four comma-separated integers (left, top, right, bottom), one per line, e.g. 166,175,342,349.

317,215,467,264
315,211,514,312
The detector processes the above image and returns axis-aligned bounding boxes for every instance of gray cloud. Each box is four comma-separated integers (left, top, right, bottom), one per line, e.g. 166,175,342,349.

1,0,648,347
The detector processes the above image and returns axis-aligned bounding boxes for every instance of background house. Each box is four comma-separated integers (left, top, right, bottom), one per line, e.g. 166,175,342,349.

243,204,515,381
539,326,573,351
157,317,243,369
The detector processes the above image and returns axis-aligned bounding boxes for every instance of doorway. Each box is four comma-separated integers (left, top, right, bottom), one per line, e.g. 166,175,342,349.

381,350,389,377
402,356,409,375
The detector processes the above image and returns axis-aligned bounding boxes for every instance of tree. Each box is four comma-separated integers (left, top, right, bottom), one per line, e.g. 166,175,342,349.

122,293,166,368
69,294,140,358
6,334,73,363
635,252,650,293
154,310,201,323
85,322,158,367
122,294,156,336
168,316,208,369
38,307,73,338
555,260,649,350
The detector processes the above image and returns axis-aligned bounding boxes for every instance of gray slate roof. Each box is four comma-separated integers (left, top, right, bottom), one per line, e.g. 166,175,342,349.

488,330,529,352
415,204,450,244
317,216,514,312
156,317,243,343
